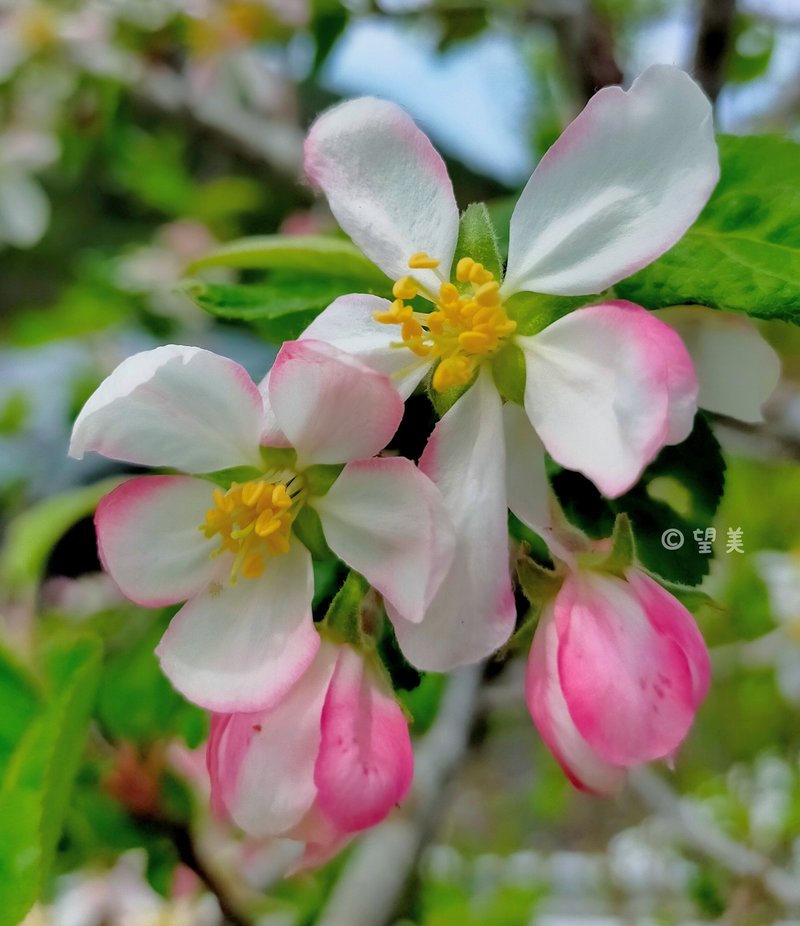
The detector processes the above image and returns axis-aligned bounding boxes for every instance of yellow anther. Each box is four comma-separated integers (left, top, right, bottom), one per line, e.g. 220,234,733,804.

241,481,265,506
384,253,515,392
255,511,282,537
458,331,492,354
439,282,459,305
432,356,474,392
469,263,493,285
456,257,475,282
392,276,418,300
202,478,298,582
408,252,440,270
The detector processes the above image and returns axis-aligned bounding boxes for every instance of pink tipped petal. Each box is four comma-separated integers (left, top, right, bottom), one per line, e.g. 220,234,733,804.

156,540,319,713
526,607,627,796
502,402,552,534
315,647,413,832
503,65,719,297
300,295,430,400
69,345,265,472
304,97,459,289
519,301,698,498
314,457,455,625
208,643,338,838
625,570,711,707
555,572,698,767
392,368,516,670
655,306,781,424
267,339,404,466
95,476,219,608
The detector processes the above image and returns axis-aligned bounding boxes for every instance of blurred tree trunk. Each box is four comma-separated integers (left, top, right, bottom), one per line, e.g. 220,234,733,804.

693,0,737,103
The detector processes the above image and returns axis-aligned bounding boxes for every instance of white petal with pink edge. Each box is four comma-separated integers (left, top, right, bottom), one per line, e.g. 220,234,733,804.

69,345,266,472
299,294,431,400
526,605,627,796
391,368,516,671
207,642,339,837
315,647,413,832
555,571,699,767
156,539,319,713
655,306,781,424
503,65,719,297
95,475,219,608
519,301,698,498
313,457,455,625
266,339,404,467
304,97,459,291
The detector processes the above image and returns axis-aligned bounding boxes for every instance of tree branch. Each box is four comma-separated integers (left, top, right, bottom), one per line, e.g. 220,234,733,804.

630,767,800,909
315,664,484,926
693,0,737,104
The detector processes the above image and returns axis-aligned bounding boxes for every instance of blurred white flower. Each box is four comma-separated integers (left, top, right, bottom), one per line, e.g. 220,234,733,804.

757,551,800,704
0,127,58,248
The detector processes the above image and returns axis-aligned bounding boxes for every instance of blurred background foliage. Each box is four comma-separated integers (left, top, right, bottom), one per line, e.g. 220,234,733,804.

1,0,800,924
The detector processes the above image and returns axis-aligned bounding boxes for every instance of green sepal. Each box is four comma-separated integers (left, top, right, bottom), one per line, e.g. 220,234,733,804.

492,343,526,405
200,466,264,489
292,506,331,561
319,571,370,647
259,445,297,471
505,291,590,335
516,553,563,607
577,512,636,578
305,463,344,497
453,202,504,284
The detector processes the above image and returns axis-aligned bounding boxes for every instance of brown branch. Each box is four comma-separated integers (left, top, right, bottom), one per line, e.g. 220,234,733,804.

693,0,738,104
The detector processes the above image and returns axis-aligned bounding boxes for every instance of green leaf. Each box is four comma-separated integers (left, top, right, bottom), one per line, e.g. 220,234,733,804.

181,278,353,322
0,634,102,926
185,234,390,288
453,203,503,283
0,645,42,777
616,135,800,322
553,415,726,586
0,478,124,604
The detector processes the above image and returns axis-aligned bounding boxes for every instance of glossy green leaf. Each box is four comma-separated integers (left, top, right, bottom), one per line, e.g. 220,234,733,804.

616,135,800,322
185,234,390,287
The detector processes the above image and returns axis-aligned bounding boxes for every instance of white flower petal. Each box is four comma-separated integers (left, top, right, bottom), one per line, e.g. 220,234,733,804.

0,173,49,247
391,368,516,670
314,457,455,624
655,306,781,423
502,402,551,534
503,65,719,297
156,539,319,713
69,345,266,472
305,97,459,290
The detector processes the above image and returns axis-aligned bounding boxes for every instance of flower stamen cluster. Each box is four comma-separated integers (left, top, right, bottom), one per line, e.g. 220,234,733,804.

202,477,304,581
374,253,517,392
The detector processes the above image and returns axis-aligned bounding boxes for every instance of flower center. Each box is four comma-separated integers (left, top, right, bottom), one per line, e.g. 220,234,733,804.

201,477,304,582
374,253,517,392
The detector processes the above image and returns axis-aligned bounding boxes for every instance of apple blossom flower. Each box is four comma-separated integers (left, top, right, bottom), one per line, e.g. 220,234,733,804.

526,565,711,796
0,127,58,249
207,638,413,870
70,339,453,711
298,65,715,670
654,306,781,424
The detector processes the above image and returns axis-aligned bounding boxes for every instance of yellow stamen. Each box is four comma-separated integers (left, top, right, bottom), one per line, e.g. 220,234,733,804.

201,478,301,582
375,254,517,392
408,252,441,269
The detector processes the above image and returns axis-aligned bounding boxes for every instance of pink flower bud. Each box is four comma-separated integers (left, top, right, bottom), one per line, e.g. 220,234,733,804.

207,640,413,867
526,568,710,795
